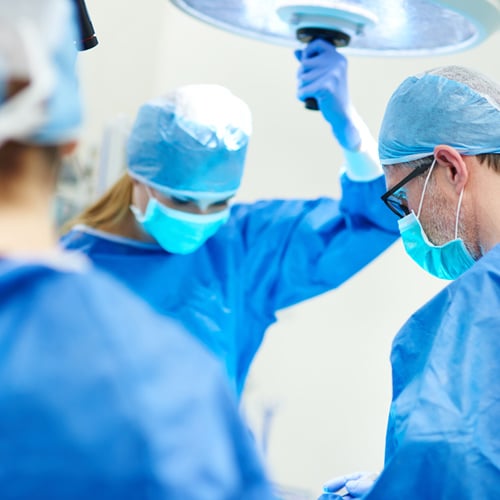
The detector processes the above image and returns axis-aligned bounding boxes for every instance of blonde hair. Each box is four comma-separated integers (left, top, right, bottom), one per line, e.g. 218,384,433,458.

61,173,133,234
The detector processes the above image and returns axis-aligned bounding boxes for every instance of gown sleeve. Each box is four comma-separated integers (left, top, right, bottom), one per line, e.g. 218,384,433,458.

233,173,399,314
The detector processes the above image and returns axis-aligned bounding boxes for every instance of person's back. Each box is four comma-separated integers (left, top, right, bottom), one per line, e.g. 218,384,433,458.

0,255,273,499
0,1,275,498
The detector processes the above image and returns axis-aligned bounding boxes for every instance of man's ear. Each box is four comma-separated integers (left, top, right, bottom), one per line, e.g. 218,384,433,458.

434,145,468,194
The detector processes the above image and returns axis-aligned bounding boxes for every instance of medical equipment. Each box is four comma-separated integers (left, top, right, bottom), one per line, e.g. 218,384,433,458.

168,0,500,56
73,0,98,50
279,2,376,110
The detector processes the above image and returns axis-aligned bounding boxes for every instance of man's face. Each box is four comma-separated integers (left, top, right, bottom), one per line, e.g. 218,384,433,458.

384,162,470,249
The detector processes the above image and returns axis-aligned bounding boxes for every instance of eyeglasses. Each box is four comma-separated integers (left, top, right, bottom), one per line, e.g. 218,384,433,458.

381,161,433,218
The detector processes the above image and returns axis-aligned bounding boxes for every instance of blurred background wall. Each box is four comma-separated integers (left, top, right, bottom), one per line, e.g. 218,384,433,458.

74,0,500,494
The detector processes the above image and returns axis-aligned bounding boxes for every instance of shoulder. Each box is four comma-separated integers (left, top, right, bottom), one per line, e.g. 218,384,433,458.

446,245,500,302
36,262,232,403
82,266,224,361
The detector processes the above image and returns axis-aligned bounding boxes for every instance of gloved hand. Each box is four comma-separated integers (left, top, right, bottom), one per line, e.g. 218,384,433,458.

295,39,383,181
295,38,361,151
321,471,378,498
317,494,343,500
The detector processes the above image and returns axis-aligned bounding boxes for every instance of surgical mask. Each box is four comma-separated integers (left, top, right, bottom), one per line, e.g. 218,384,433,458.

130,193,230,255
398,160,475,280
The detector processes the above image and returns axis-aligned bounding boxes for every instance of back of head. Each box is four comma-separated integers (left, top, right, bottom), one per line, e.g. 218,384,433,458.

0,0,83,147
127,84,252,196
379,65,500,165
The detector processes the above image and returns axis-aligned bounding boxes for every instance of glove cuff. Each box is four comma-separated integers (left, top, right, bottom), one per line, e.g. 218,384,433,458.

342,110,383,182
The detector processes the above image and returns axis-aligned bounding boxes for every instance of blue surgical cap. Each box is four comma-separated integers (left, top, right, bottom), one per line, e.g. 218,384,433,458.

379,65,500,165
0,0,82,145
127,84,252,196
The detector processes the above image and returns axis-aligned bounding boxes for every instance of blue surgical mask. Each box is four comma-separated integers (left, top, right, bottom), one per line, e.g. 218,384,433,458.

131,196,229,255
398,211,475,280
398,160,475,280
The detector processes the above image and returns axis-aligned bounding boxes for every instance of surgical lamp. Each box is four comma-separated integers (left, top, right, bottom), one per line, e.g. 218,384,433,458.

168,0,500,108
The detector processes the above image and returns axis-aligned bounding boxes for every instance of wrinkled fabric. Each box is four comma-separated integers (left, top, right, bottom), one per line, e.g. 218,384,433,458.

379,66,500,164
365,244,500,499
0,257,275,500
127,84,251,195
62,174,399,396
0,0,82,145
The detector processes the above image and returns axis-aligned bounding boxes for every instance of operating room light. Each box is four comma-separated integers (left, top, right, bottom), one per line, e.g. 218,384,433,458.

168,0,500,56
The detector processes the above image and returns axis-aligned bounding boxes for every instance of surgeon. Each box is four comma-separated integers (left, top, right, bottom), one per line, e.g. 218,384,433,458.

61,39,399,397
0,1,276,498
319,65,500,499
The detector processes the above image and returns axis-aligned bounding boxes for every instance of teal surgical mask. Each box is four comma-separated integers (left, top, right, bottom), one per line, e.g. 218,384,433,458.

131,194,229,255
398,160,475,280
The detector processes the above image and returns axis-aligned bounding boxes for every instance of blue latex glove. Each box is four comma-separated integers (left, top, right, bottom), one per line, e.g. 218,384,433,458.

295,39,361,151
322,471,378,498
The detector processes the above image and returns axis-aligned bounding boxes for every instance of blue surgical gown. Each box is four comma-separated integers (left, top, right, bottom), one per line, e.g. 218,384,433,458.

0,256,275,500
365,244,500,499
61,174,399,395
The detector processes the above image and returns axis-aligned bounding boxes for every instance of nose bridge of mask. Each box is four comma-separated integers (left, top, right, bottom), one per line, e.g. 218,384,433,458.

193,197,219,212
157,200,230,224
143,186,229,222
146,184,234,212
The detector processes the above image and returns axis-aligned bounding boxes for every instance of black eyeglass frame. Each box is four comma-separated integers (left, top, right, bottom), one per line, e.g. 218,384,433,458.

380,160,434,218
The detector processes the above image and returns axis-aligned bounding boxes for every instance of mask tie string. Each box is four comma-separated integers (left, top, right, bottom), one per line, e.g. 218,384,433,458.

417,158,437,219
